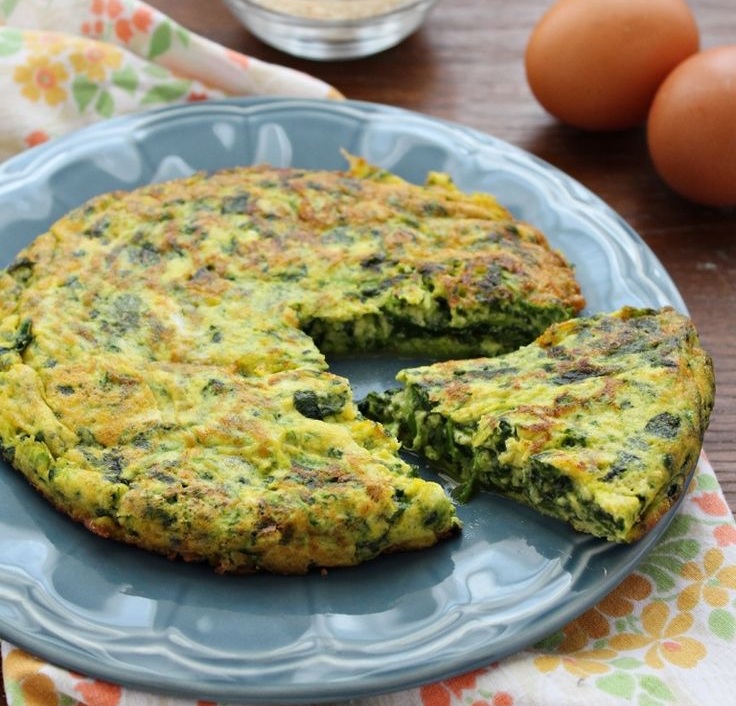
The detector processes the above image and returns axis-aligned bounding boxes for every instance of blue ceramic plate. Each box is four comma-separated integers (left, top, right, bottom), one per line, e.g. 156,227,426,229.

0,98,687,704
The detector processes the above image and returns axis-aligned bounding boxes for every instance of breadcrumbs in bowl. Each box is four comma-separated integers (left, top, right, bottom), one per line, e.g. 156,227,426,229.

222,0,440,60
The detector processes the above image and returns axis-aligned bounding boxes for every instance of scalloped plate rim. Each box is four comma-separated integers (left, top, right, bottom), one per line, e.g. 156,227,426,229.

0,97,689,703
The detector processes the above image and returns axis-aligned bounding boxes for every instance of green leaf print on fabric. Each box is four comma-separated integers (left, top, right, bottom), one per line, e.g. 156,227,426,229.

95,89,114,118
694,469,721,493
610,656,643,670
598,672,636,699
0,0,20,17
639,674,676,701
0,27,23,56
148,21,172,60
533,631,563,651
638,516,700,592
598,672,676,705
111,66,138,93
142,63,169,79
72,74,98,112
709,608,736,640
141,80,190,104
5,681,22,706
175,26,190,47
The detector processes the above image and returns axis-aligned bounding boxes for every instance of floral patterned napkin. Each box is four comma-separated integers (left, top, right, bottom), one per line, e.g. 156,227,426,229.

0,0,339,161
1,3,736,706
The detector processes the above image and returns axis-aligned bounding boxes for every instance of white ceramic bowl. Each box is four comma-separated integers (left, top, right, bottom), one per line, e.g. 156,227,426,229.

222,0,440,60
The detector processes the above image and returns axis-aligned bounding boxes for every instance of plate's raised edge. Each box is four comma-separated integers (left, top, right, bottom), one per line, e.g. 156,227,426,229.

0,96,692,703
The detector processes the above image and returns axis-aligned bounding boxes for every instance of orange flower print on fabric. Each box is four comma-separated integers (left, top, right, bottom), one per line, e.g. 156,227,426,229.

87,0,153,43
678,547,736,611
420,668,484,706
566,573,653,642
24,130,50,149
114,7,153,44
420,664,516,706
609,602,707,669
693,491,731,517
534,642,617,679
107,0,125,18
69,41,123,81
90,0,123,19
131,7,154,33
462,694,515,706
4,648,58,706
73,679,122,706
14,55,69,105
225,48,250,69
715,524,736,547
114,19,133,43
534,572,653,677
597,573,653,618
564,607,611,642
81,20,106,37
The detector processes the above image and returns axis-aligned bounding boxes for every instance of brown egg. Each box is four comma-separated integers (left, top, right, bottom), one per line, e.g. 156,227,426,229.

647,46,736,207
525,0,700,131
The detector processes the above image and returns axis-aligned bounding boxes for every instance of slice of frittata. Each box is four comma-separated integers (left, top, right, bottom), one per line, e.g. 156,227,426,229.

360,307,715,543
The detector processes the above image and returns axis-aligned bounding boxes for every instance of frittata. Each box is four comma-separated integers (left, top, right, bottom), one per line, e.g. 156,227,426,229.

361,307,715,543
0,156,583,573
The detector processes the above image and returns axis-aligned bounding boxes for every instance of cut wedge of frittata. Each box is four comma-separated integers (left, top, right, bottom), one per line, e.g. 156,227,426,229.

360,307,715,543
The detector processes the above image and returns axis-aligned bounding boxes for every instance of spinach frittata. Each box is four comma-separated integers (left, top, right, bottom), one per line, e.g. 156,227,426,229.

361,307,715,543
0,156,583,573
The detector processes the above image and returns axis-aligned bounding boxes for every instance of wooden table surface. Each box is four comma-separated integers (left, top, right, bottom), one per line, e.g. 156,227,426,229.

1,1,734,704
